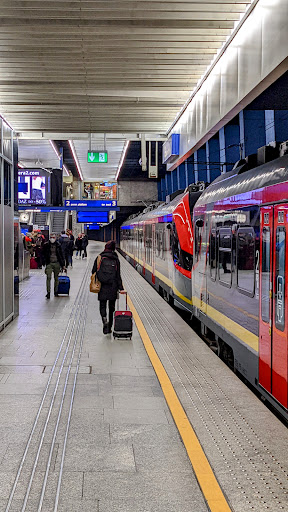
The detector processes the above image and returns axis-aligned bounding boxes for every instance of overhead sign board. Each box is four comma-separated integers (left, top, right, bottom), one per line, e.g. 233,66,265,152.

65,199,117,208
87,151,108,163
84,223,100,230
162,134,180,165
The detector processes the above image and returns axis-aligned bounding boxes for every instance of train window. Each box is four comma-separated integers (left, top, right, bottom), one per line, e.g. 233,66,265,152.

172,226,181,264
145,225,152,265
210,230,217,281
218,228,232,287
275,227,285,332
194,218,204,261
237,228,255,296
261,227,270,323
180,250,193,271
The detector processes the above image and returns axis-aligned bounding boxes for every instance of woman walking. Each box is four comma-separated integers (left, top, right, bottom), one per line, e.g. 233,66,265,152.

92,241,125,334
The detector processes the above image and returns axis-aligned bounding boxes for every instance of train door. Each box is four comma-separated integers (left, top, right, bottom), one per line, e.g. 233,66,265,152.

152,223,156,284
259,205,288,409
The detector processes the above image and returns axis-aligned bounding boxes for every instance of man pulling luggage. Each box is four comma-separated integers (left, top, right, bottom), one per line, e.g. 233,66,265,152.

43,234,65,299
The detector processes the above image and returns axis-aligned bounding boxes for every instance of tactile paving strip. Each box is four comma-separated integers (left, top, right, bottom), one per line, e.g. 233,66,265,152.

120,256,288,512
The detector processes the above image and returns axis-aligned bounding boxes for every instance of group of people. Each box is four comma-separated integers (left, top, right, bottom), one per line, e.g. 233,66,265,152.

23,230,46,269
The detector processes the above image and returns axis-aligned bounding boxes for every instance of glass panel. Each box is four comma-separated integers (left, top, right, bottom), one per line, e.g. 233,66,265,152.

210,230,216,280
261,228,270,323
3,122,12,161
219,228,232,286
237,227,255,295
4,161,11,207
275,227,285,331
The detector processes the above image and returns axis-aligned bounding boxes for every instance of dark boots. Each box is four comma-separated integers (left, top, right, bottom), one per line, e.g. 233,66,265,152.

102,316,109,334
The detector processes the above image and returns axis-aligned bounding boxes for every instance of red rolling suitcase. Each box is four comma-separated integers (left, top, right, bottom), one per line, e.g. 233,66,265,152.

30,257,38,269
113,292,133,340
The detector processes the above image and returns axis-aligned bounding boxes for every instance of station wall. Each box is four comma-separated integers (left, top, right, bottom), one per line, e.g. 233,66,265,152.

0,121,15,330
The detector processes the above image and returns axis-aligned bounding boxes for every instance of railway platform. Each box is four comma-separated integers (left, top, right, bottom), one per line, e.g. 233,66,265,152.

0,242,287,512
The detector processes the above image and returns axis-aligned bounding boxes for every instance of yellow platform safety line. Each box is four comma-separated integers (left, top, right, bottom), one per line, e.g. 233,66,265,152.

127,294,232,512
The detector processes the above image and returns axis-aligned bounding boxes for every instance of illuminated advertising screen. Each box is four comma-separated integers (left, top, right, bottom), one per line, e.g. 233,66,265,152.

83,182,117,200
18,169,49,206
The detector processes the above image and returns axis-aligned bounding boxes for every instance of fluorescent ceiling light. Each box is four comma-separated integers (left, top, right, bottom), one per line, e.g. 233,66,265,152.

115,141,130,181
69,140,83,181
49,140,69,176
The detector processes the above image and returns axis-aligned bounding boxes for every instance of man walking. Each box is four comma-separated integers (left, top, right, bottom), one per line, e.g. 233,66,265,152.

43,233,65,299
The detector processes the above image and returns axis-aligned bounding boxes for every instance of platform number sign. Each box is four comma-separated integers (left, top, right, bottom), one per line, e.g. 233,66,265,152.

264,212,269,224
278,211,284,223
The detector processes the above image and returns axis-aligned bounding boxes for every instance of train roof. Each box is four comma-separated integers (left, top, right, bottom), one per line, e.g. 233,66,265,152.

121,191,186,226
196,154,288,207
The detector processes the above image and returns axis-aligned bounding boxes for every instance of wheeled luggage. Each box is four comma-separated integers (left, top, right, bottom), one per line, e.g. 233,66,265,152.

113,292,133,339
30,257,38,269
57,272,70,295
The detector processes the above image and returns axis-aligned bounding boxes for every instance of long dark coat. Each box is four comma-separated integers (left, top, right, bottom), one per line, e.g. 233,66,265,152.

92,250,123,301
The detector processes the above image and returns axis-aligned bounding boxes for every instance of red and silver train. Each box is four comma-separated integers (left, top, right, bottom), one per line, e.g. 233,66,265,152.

120,154,288,421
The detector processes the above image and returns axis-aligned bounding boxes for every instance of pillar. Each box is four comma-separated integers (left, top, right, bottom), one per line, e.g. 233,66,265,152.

265,110,275,145
239,110,266,157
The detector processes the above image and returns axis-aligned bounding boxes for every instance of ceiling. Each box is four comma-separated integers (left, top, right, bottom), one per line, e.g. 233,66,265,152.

4,0,254,180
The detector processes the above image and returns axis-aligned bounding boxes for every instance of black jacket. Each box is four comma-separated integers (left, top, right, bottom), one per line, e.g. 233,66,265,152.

43,241,65,267
92,250,123,301
82,235,89,248
75,238,83,250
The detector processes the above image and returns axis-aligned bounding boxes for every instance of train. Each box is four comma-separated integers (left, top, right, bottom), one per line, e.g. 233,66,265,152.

120,152,288,421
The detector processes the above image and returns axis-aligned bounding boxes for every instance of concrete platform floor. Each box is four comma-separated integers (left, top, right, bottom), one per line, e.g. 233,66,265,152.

0,243,209,512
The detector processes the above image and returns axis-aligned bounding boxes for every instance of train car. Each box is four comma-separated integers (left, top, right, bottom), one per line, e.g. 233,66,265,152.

120,185,202,313
193,154,288,420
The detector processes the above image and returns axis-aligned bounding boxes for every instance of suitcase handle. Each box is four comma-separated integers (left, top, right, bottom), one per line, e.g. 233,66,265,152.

117,291,128,310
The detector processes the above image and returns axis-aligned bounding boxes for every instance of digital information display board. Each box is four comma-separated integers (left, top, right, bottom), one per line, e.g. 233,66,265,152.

18,169,50,206
77,211,109,223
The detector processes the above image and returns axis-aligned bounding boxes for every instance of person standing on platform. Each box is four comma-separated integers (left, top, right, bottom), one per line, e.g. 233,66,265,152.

82,233,89,258
59,230,72,268
68,230,74,267
92,240,125,334
43,233,65,299
75,234,83,259
35,232,45,268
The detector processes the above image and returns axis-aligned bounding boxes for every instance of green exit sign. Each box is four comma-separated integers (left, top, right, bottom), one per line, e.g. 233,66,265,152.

87,151,108,163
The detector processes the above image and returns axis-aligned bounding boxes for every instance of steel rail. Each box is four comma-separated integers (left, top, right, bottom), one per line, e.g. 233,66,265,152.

5,262,91,512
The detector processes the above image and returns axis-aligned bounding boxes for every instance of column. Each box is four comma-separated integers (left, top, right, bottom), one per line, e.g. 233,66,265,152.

239,110,266,157
208,136,221,182
265,110,275,145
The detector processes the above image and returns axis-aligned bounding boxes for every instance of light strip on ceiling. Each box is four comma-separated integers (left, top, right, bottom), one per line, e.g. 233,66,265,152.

49,139,69,176
115,141,130,181
68,140,83,181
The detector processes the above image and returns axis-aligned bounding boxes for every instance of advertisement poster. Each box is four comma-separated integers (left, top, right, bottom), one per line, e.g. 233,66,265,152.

83,182,117,200
18,170,47,206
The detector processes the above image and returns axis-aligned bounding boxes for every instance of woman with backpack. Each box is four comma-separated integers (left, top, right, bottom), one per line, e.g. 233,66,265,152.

92,240,125,334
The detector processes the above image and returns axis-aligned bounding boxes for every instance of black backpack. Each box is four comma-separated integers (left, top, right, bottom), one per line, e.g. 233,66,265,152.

97,256,117,284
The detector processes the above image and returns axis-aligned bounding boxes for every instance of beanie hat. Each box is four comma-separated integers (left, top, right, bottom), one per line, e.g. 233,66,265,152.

105,240,116,251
